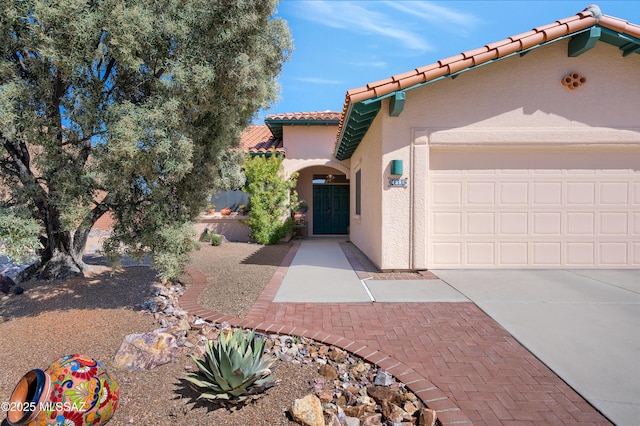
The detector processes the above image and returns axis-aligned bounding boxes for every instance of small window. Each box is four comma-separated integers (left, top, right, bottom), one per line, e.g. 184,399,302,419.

355,169,361,215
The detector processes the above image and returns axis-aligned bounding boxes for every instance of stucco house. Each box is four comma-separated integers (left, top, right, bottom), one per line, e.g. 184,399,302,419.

239,5,640,270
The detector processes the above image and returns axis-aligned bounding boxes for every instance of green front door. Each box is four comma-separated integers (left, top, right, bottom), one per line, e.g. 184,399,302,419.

313,185,349,234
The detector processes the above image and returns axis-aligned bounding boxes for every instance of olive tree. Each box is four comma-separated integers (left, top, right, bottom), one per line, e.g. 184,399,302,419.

0,0,292,281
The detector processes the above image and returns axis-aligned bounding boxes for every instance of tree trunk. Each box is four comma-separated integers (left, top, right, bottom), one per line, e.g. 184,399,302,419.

18,206,93,282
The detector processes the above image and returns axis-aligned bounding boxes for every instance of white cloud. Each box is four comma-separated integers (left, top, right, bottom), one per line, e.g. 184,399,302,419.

295,77,344,85
289,1,434,53
384,1,479,35
347,60,388,68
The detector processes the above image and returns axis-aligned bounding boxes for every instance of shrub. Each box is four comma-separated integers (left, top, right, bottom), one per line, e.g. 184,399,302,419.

243,154,298,245
186,329,277,404
201,231,222,246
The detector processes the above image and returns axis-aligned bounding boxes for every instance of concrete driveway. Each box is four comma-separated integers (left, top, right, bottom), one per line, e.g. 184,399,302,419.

433,269,640,426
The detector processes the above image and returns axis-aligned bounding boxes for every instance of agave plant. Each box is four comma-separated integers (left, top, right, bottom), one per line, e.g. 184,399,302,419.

186,329,277,403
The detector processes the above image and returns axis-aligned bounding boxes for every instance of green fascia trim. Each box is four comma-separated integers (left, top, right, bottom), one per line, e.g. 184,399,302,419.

569,26,601,57
265,118,341,140
335,25,640,160
596,27,640,57
335,100,381,160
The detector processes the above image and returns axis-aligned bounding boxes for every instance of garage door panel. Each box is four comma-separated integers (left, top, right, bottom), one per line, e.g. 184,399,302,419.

567,182,596,204
428,149,639,268
500,182,528,204
600,182,628,204
566,212,595,235
533,212,562,235
466,182,495,204
533,242,562,265
566,242,595,266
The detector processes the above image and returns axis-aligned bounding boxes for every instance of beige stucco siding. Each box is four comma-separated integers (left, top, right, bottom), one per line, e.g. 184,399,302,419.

349,116,384,269
365,38,640,270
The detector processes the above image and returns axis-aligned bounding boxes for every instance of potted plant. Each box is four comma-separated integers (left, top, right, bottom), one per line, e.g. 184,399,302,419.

206,203,216,214
296,200,308,213
238,204,247,215
220,207,232,216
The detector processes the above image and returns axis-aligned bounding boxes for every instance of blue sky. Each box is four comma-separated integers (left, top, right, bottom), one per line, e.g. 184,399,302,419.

256,1,639,121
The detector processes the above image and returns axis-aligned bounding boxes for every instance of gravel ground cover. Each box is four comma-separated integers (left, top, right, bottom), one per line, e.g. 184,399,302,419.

0,241,427,426
0,248,320,425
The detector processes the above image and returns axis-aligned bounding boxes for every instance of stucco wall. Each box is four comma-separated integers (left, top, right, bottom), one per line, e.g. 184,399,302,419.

349,116,384,269
371,39,640,270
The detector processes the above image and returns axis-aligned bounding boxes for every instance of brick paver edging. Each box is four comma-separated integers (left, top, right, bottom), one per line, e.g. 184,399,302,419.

179,243,471,425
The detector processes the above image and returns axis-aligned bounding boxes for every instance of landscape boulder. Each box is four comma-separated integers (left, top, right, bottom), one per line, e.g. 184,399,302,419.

113,331,178,371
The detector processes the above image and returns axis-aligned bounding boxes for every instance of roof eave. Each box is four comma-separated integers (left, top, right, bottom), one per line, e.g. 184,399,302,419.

334,11,640,160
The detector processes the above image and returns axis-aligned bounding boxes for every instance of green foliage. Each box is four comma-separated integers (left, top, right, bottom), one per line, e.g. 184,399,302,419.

0,207,40,263
243,155,297,245
201,231,222,246
212,150,247,192
186,329,277,404
0,0,292,280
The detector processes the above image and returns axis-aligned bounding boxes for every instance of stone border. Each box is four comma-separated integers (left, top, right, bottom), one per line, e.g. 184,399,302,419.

179,242,472,425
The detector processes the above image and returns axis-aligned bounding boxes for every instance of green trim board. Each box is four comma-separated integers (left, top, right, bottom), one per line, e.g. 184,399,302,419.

265,117,340,140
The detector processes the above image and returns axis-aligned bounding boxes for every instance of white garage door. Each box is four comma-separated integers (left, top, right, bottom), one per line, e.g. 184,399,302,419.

428,148,640,268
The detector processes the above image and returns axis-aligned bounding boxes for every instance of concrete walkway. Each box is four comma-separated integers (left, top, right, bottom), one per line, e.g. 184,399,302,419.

180,238,632,425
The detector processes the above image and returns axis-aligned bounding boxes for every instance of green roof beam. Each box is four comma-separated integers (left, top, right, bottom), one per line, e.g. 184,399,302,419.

621,41,640,57
389,92,405,117
568,26,601,57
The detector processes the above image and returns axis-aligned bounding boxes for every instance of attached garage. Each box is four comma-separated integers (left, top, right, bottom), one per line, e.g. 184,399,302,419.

336,6,640,271
428,147,639,268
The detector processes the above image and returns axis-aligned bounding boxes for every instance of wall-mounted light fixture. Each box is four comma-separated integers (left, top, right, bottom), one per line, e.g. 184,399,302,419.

391,159,403,176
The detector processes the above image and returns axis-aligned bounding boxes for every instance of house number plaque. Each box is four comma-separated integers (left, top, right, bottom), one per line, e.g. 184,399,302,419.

388,178,407,187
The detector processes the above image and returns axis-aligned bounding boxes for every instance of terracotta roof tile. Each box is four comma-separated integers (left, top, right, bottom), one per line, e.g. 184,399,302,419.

239,125,273,152
265,111,342,121
238,124,285,156
398,73,426,90
518,31,547,50
542,23,571,40
463,46,490,59
447,57,475,74
438,54,466,67
336,7,640,148
367,77,395,89
600,15,640,38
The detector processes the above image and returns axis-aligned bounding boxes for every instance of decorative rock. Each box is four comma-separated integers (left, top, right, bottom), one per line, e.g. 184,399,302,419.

417,408,438,426
323,403,346,424
374,370,393,386
345,416,360,426
329,347,347,361
13,286,24,295
403,401,419,416
344,404,367,418
381,401,406,423
291,394,324,426
316,389,333,403
319,364,339,380
361,413,382,426
324,412,341,426
367,386,400,405
113,332,179,371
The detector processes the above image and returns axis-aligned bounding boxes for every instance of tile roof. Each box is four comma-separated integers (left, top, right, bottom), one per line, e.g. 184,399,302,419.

239,124,285,156
265,111,341,139
335,5,640,160
265,111,342,122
